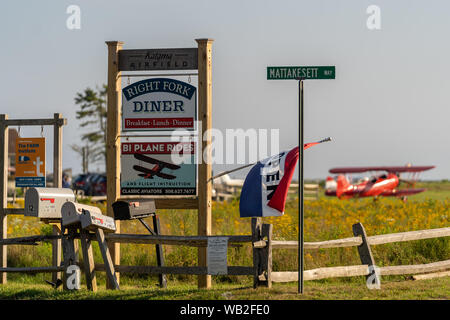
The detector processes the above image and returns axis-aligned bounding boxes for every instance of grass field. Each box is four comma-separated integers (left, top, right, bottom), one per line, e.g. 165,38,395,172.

0,181,449,300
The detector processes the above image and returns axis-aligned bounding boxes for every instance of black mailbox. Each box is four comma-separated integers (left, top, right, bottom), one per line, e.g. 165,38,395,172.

112,200,156,220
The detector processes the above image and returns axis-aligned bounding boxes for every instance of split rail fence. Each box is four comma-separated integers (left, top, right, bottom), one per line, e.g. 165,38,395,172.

0,218,273,290
253,222,450,287
0,218,449,290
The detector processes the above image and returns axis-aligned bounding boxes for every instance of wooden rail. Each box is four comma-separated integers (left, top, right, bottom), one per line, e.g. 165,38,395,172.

257,227,450,250
260,224,450,288
94,264,254,276
105,234,252,247
271,259,450,282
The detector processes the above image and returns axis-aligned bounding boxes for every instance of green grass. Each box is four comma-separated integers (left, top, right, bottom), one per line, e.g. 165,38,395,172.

0,276,448,300
2,181,449,299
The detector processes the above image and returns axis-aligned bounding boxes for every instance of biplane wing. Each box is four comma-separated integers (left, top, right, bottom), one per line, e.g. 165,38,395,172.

329,166,435,174
133,154,181,170
381,188,426,197
133,165,177,180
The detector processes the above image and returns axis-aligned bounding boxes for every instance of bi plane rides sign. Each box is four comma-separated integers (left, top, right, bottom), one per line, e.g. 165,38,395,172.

15,137,46,187
122,78,197,131
120,141,197,196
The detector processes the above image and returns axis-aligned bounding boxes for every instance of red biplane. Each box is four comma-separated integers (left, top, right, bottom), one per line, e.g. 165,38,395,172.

325,165,435,200
133,154,181,180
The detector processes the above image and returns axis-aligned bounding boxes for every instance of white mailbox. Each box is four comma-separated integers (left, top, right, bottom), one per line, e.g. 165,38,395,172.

80,210,116,232
61,201,103,227
25,187,75,218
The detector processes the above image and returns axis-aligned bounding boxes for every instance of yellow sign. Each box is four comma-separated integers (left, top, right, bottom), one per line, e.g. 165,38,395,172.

15,137,46,187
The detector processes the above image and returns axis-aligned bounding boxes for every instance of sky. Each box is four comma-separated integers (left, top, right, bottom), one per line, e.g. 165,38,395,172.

1,0,449,180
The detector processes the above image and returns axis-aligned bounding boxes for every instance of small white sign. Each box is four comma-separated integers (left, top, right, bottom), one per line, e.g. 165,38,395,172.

207,237,228,275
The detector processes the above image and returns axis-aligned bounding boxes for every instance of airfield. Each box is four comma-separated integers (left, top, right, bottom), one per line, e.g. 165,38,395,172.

1,180,448,300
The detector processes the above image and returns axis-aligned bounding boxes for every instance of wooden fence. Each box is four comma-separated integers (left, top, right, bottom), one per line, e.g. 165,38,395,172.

0,218,273,291
1,218,448,290
253,222,450,286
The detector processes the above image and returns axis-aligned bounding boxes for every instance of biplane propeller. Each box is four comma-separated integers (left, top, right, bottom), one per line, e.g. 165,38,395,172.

324,165,435,200
133,154,181,180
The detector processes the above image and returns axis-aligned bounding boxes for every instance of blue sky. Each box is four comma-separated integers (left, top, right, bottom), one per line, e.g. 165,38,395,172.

1,1,449,180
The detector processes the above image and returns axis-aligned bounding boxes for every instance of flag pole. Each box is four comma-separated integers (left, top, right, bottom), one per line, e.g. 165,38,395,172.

298,78,304,294
208,137,331,183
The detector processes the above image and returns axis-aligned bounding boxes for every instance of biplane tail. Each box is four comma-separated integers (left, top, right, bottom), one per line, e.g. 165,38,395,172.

336,175,351,198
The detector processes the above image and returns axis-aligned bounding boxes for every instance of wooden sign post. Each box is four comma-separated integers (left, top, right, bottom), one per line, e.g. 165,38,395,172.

106,41,123,289
0,113,66,285
196,39,214,288
105,39,214,289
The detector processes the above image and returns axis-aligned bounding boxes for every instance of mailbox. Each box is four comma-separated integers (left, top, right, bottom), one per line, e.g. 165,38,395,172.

61,201,103,227
25,187,75,218
112,200,156,220
80,210,116,232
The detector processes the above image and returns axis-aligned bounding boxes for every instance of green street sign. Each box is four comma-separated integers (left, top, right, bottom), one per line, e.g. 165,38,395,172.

267,66,335,80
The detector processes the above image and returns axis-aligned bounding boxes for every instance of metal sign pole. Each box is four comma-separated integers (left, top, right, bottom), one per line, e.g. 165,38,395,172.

298,78,304,294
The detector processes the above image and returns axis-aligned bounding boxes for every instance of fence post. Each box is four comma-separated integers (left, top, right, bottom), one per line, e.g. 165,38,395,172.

52,113,64,285
62,226,77,290
0,114,7,284
352,222,380,288
261,223,273,288
252,217,262,288
252,218,273,288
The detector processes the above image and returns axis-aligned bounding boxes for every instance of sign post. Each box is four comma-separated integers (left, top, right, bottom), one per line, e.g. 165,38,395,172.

106,39,213,289
298,78,304,294
267,65,335,294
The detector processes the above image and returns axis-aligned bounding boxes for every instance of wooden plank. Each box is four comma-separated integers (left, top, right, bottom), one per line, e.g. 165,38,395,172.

105,233,251,246
368,227,450,245
106,40,123,289
263,227,450,250
1,118,66,127
412,271,450,280
0,114,8,284
252,217,262,288
261,223,272,288
271,260,450,282
118,48,198,71
0,234,61,245
152,214,167,288
270,237,363,250
51,224,62,284
80,229,97,292
196,38,214,289
353,222,380,287
3,208,25,215
95,228,120,290
95,265,254,276
62,227,77,290
272,265,370,282
380,259,450,276
0,266,65,273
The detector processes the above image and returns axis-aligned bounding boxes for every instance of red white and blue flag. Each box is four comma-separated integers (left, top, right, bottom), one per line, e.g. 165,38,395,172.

239,139,329,217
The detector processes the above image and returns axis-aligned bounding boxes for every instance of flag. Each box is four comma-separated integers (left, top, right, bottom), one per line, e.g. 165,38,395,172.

239,146,299,217
239,138,330,217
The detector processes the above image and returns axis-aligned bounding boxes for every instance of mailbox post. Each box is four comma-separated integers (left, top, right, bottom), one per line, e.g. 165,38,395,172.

61,201,119,291
112,200,167,288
